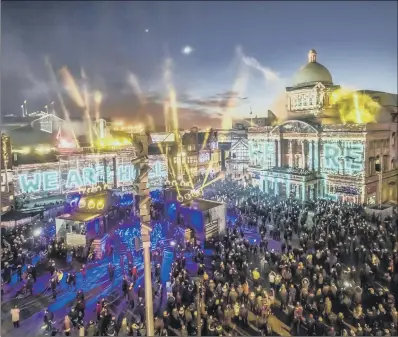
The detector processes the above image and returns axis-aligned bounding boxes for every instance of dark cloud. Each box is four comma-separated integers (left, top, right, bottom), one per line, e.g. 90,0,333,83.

100,93,222,130
178,91,243,109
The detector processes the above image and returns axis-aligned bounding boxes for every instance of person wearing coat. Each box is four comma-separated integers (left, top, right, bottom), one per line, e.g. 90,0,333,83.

11,305,20,328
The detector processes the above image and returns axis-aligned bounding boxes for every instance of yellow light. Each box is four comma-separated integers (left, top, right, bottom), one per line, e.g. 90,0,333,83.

88,200,95,209
36,146,52,155
177,195,184,202
79,199,86,208
16,147,31,155
97,200,105,210
330,89,380,124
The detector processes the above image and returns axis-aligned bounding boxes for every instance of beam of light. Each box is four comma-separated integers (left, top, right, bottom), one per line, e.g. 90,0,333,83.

59,66,85,108
182,162,195,189
163,101,170,133
201,159,214,190
200,131,211,152
167,156,178,182
330,89,379,124
201,174,223,189
127,72,146,106
163,58,179,132
45,57,79,147
353,94,362,124
222,46,249,129
81,68,94,148
94,91,103,121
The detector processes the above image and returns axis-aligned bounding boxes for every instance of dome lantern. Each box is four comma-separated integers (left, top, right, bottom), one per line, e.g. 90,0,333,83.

291,49,333,88
308,49,317,63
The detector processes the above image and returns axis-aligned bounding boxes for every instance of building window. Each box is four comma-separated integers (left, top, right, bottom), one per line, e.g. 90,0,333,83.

392,133,396,146
391,158,396,169
303,96,307,107
383,155,389,172
1,186,5,192
309,97,313,106
368,157,374,176
298,96,302,107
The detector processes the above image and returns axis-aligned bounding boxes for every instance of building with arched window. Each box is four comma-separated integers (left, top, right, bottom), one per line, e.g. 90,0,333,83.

248,50,398,204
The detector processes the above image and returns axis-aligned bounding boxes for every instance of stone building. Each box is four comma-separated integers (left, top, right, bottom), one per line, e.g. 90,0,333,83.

248,50,398,204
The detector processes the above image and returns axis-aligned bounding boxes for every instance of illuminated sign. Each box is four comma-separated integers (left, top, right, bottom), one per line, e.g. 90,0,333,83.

17,164,137,194
15,154,169,196
148,156,168,188
322,142,364,175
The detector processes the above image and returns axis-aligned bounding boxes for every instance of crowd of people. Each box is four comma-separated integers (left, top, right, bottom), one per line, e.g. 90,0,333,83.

3,178,398,337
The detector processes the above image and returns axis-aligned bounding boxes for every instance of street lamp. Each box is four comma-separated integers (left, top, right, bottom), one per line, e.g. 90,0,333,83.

375,155,383,209
132,133,155,336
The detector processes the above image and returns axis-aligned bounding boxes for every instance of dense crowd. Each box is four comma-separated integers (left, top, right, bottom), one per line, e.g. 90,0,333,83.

3,179,398,336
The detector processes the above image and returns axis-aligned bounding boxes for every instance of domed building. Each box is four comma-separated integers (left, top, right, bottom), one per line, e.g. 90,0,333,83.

245,49,398,205
285,49,341,123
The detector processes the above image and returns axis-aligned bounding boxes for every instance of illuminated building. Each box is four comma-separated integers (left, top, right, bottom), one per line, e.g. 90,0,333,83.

225,138,249,180
248,49,398,204
1,133,14,214
174,128,221,181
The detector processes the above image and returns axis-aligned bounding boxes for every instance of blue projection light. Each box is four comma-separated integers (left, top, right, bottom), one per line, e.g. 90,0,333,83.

323,142,364,174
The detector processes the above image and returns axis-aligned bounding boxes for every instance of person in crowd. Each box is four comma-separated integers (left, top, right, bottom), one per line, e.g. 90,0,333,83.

11,305,20,328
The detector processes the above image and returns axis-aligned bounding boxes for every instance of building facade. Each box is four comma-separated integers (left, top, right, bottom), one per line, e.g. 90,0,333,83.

226,138,249,179
248,49,398,204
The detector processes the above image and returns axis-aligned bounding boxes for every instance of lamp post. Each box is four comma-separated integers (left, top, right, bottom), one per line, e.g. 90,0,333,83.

375,155,383,209
132,133,154,336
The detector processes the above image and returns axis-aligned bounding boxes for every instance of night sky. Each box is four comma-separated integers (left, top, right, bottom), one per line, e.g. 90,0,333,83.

1,1,397,128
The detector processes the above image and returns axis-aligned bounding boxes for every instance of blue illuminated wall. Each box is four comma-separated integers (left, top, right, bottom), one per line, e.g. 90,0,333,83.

322,141,365,175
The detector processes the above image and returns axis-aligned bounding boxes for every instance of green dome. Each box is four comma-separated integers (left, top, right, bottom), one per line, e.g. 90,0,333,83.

292,50,333,88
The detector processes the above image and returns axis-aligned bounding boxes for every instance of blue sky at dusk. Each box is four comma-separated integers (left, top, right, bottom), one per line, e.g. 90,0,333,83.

1,1,397,128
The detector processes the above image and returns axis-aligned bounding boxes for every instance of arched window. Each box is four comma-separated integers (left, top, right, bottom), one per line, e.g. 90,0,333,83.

391,158,396,169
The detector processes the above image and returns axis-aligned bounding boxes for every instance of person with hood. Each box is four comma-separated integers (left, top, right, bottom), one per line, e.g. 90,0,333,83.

86,320,96,336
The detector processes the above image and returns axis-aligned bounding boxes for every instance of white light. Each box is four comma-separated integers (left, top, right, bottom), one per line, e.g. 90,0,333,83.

34,229,42,237
145,29,149,33
170,241,176,246
343,281,350,288
182,45,193,55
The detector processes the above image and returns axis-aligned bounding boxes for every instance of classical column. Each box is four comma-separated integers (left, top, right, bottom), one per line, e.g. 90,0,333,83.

274,140,279,167
274,179,279,196
301,140,306,169
138,157,155,336
277,139,282,167
288,140,293,167
311,141,315,171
